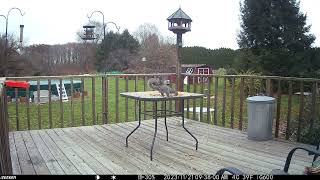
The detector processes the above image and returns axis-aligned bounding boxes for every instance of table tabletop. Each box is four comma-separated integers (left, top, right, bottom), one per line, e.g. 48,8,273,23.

120,91,205,101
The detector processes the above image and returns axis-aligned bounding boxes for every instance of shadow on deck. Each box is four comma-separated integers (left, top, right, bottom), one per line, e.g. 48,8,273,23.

9,118,314,175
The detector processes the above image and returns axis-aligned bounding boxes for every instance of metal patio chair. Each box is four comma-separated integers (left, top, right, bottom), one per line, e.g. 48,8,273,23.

215,140,320,175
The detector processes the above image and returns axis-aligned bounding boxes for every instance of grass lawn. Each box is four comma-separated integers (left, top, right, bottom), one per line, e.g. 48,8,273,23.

7,77,303,138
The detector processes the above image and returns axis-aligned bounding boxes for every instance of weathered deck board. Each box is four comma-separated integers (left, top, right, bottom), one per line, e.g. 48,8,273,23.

37,129,95,174
13,132,36,174
20,131,50,174
132,118,309,174
28,131,66,175
10,118,314,175
8,133,21,175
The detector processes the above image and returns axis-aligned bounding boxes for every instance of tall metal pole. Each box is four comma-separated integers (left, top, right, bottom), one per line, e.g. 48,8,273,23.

176,33,183,92
1,8,24,76
0,15,7,76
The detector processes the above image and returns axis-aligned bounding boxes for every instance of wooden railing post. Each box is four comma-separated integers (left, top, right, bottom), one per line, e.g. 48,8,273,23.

230,77,235,129
105,77,109,124
26,80,30,130
15,87,19,131
239,77,244,130
70,78,74,126
297,81,304,142
286,80,293,140
206,77,211,124
115,77,119,123
275,79,281,138
214,77,218,125
59,78,64,128
193,76,196,121
186,75,190,119
125,76,129,122
81,77,85,126
143,76,147,120
200,77,204,122
0,85,13,175
266,79,272,96
37,79,41,129
48,79,52,129
92,77,96,125
310,82,317,130
222,77,227,127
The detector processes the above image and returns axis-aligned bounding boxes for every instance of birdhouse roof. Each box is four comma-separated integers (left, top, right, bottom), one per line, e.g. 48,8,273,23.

167,8,192,22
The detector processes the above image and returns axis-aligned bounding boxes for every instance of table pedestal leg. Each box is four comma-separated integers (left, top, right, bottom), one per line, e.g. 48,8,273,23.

126,100,141,147
164,101,168,141
181,99,198,150
151,101,158,161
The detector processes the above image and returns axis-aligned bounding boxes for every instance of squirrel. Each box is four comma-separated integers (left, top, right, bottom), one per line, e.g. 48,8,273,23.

147,77,178,97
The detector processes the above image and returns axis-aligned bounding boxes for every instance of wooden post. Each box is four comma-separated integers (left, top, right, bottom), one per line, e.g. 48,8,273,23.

0,86,13,174
214,77,218,125
222,77,227,127
115,77,119,123
176,33,183,112
239,77,244,130
26,80,30,130
48,79,52,129
15,88,19,131
186,75,190,119
81,78,85,126
105,77,109,124
310,82,317,130
206,77,211,124
143,76,147,120
266,79,272,96
70,78,74,126
200,77,204,122
286,81,292,140
59,78,63,128
92,77,96,125
193,76,196,120
37,79,41,129
230,77,235,129
275,79,281,138
125,76,129,122
297,81,304,142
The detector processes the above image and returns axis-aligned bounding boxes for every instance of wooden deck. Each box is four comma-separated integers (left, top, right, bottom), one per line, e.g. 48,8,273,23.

9,118,315,175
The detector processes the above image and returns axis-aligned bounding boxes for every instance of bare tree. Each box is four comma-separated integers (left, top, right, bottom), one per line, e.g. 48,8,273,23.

133,23,161,45
131,23,177,73
0,33,25,76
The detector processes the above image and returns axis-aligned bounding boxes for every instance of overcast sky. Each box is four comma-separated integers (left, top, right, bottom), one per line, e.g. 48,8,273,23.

1,0,319,50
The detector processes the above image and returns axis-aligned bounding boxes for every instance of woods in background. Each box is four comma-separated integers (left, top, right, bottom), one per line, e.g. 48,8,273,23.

2,0,320,78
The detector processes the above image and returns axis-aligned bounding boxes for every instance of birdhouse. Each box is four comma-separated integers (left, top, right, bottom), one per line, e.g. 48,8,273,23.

167,7,192,34
82,24,96,40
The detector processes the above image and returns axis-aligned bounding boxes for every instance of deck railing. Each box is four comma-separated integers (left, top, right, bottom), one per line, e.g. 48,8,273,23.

0,82,13,175
4,73,320,143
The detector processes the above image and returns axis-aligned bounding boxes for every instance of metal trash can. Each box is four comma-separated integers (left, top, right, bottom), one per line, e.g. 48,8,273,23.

247,96,275,141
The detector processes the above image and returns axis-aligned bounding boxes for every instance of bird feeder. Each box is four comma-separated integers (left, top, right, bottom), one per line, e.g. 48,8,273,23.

19,24,24,43
82,24,96,40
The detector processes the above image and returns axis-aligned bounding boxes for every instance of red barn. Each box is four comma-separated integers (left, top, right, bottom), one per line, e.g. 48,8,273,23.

169,64,213,84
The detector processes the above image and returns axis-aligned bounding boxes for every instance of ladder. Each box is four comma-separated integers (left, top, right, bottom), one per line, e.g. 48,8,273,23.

56,83,69,102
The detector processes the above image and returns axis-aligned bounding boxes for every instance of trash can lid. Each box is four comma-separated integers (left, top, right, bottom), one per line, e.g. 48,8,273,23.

246,96,275,104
